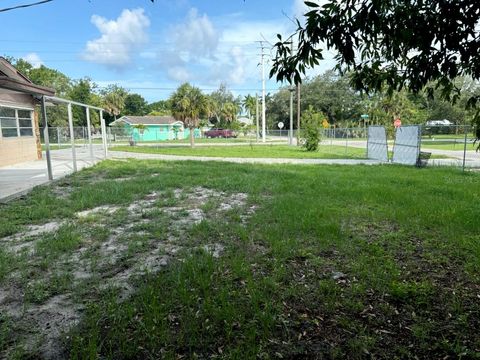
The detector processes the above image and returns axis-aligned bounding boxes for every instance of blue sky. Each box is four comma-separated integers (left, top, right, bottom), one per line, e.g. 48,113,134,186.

1,0,333,102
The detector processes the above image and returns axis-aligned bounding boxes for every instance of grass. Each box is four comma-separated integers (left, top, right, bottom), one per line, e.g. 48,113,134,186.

112,143,452,160
420,140,478,151
129,136,281,144
0,160,479,358
110,144,367,159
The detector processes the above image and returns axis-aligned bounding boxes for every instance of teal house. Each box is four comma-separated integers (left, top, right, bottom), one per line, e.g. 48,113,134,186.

110,115,200,141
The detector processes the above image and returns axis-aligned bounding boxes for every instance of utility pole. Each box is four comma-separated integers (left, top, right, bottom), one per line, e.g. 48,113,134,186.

255,93,259,142
289,41,295,146
296,83,301,146
289,88,294,145
258,41,267,143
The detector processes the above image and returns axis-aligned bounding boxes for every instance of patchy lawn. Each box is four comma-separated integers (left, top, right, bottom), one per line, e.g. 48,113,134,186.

0,160,479,359
420,140,478,151
110,144,367,159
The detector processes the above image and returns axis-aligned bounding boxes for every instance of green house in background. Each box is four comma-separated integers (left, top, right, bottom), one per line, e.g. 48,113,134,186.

110,115,201,141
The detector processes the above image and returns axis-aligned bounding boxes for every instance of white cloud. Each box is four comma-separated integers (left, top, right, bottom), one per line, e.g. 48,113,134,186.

83,8,150,67
159,8,221,82
172,8,219,59
167,66,190,83
22,53,43,68
292,0,308,19
158,4,326,88
292,0,330,19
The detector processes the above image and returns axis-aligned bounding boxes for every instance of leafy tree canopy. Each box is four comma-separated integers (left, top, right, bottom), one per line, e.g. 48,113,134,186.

169,83,210,147
271,0,480,142
208,83,241,127
124,93,148,116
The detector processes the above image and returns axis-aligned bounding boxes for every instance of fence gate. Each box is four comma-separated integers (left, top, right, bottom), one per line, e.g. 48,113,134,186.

392,125,421,165
367,126,389,162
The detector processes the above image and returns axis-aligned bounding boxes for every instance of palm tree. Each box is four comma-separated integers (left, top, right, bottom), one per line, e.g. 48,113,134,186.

170,83,209,148
242,94,256,120
221,102,240,124
103,87,127,120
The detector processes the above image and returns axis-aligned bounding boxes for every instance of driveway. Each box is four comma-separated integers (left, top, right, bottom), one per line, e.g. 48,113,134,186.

0,146,105,202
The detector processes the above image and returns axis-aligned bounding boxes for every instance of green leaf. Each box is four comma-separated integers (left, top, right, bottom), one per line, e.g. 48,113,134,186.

304,1,319,8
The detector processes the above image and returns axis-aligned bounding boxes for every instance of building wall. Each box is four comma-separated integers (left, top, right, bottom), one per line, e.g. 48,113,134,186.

0,136,38,166
127,124,201,141
0,92,38,166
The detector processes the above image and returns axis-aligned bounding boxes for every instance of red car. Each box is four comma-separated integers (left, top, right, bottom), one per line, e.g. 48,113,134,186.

204,128,237,138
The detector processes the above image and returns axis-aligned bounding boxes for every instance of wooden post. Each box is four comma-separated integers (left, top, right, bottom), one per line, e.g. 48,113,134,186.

33,110,42,159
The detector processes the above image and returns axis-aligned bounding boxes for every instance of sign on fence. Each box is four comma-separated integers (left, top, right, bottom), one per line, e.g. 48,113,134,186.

392,125,421,165
367,126,389,162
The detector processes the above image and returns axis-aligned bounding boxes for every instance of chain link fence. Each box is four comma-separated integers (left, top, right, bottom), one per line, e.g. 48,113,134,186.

39,124,478,169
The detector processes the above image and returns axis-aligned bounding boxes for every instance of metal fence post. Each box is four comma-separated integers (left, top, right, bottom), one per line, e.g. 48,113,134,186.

85,107,94,161
100,110,108,159
345,128,348,155
67,103,78,172
41,96,53,181
57,127,61,149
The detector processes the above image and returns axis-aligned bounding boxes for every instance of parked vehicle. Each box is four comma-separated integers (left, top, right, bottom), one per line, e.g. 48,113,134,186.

426,119,453,126
204,128,237,138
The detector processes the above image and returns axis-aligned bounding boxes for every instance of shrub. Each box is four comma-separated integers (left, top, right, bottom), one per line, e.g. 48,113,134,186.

300,106,323,151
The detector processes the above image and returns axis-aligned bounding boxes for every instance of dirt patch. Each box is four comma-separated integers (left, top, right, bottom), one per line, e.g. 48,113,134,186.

76,205,121,218
0,221,63,255
218,193,248,211
1,221,61,242
28,294,83,360
202,243,224,258
0,186,259,359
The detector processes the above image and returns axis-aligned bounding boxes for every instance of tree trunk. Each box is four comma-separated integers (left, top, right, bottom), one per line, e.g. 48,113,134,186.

189,126,194,148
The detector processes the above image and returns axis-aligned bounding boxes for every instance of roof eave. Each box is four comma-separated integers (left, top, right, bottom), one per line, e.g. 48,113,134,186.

0,78,55,97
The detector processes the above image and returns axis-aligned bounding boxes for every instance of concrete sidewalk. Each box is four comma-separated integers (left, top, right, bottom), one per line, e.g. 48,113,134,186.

0,146,105,202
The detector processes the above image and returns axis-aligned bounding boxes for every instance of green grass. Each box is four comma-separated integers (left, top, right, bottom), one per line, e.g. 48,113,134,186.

421,140,478,151
132,136,281,144
0,160,479,359
110,144,367,159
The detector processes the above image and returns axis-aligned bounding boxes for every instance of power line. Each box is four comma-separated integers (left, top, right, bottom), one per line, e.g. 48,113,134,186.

0,0,53,13
0,39,261,45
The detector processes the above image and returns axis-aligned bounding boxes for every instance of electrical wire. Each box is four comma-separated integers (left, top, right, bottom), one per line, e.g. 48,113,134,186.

0,0,53,13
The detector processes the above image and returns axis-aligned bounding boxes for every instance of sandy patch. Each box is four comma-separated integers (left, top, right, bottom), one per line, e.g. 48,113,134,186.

0,186,260,358
76,205,121,218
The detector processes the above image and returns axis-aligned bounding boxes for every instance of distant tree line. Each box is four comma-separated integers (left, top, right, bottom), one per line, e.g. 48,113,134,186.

265,70,480,130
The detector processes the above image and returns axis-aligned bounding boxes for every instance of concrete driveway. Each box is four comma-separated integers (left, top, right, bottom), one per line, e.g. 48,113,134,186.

0,146,105,202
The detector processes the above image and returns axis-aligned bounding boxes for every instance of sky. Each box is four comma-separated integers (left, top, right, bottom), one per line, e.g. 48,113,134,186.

0,0,335,102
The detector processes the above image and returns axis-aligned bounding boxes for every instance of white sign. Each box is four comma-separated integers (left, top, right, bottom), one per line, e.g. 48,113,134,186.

278,122,284,129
